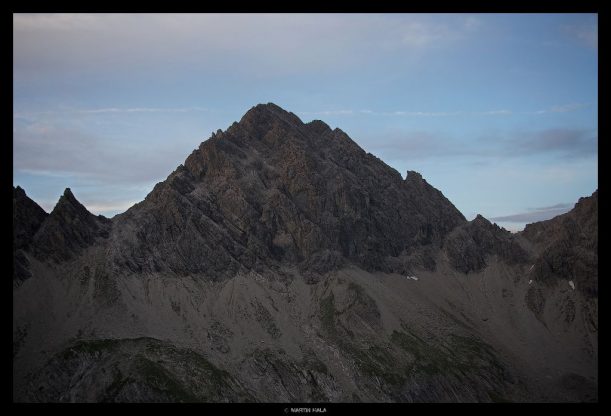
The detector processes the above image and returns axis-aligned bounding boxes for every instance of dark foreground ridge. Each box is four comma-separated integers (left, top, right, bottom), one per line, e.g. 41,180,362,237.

13,103,597,403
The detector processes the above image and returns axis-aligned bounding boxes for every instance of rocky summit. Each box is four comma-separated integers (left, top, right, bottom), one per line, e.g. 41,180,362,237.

13,103,597,402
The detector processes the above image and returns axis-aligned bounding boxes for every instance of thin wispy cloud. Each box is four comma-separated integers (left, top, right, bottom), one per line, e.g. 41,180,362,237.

13,122,191,184
13,13,482,80
25,103,589,121
300,103,587,119
490,202,573,223
562,19,598,50
462,16,481,31
83,200,141,215
395,20,457,48
506,128,597,158
298,110,355,116
526,202,573,211
530,103,589,115
394,110,512,117
363,127,597,162
77,107,209,114
391,111,464,117
298,109,512,118
14,107,208,118
547,103,588,113
363,131,467,161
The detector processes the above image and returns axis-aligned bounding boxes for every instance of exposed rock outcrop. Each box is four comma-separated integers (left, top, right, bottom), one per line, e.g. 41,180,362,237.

109,103,466,279
13,186,48,284
521,191,598,298
14,186,48,250
444,214,530,274
31,188,111,263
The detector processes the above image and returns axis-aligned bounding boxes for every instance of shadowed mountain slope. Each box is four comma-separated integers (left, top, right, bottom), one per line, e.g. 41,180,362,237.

13,103,597,403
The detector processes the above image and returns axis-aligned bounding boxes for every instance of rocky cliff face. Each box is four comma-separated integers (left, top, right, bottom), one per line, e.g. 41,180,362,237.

12,103,597,403
31,188,111,263
519,191,598,362
444,214,531,274
14,186,48,250
108,103,465,282
13,186,48,285
521,191,598,298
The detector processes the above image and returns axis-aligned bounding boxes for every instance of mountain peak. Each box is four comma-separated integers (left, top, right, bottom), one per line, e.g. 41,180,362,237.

32,188,110,263
474,214,488,222
134,103,467,277
238,102,303,130
252,102,285,112
55,187,88,214
14,185,28,201
247,102,289,114
13,185,48,253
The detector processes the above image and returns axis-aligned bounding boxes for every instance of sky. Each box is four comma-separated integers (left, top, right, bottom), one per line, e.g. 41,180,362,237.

13,13,598,231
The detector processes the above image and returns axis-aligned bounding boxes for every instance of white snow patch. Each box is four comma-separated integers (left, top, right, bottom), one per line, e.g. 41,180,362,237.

406,275,419,281
569,280,575,290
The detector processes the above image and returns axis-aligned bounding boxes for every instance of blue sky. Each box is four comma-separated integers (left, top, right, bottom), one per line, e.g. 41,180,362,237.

13,13,597,231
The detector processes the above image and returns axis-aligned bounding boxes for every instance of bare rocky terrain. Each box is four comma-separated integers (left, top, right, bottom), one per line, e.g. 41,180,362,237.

13,103,597,402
